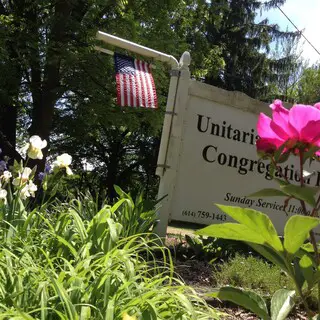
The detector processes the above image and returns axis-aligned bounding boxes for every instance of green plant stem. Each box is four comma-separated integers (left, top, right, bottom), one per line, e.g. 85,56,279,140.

311,193,320,315
318,281,320,317
12,158,30,227
300,151,320,316
311,194,320,217
271,157,289,183
309,229,320,316
285,259,313,318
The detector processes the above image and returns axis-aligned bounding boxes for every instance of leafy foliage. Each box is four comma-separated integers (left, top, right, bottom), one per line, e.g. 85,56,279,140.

0,196,219,319
298,65,320,104
214,254,295,297
197,205,320,318
184,234,256,262
208,286,270,319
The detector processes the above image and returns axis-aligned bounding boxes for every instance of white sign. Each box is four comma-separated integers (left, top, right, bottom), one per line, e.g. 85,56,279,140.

155,64,320,237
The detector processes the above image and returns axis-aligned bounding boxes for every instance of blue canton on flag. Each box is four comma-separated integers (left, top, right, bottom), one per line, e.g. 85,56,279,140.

114,53,158,108
115,55,136,75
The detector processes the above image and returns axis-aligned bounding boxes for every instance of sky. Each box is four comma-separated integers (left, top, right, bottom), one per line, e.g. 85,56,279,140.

257,0,320,65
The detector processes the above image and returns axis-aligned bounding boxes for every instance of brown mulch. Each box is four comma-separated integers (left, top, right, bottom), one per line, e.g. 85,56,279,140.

174,258,215,287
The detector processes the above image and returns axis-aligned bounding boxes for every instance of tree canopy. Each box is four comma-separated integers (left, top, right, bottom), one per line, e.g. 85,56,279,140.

1,0,306,200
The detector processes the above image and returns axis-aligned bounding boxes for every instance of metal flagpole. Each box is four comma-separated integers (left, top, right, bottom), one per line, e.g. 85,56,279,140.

94,46,114,56
94,45,157,69
96,31,179,68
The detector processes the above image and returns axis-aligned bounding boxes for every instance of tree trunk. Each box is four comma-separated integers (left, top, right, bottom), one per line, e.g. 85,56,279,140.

106,155,119,202
28,0,73,172
0,39,23,163
0,105,18,163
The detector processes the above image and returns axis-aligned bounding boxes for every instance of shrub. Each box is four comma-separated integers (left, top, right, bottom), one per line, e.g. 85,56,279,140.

214,254,294,298
184,235,256,263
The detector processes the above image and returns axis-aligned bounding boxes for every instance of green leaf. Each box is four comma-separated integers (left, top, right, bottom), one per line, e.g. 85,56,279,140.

284,215,320,257
248,189,288,198
110,198,127,214
51,278,79,320
247,243,288,272
299,254,315,288
280,184,317,207
274,178,289,187
114,185,132,202
9,312,35,319
270,289,295,320
215,205,283,252
196,223,266,244
143,301,158,320
207,287,270,320
274,143,288,162
293,258,305,290
49,232,78,258
313,267,320,286
301,242,315,252
80,306,91,320
105,298,114,320
277,151,290,164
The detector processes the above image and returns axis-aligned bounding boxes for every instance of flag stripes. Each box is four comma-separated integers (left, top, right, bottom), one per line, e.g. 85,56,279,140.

114,53,158,108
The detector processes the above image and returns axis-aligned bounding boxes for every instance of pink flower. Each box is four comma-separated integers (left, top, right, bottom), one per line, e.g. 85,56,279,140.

314,102,320,110
257,100,320,156
256,138,277,155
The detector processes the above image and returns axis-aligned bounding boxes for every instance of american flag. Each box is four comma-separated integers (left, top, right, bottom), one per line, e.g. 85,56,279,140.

114,53,158,108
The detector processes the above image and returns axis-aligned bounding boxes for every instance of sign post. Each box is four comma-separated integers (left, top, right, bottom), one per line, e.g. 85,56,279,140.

154,52,191,237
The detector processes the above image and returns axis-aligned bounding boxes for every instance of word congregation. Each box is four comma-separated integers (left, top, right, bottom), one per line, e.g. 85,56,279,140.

196,113,320,187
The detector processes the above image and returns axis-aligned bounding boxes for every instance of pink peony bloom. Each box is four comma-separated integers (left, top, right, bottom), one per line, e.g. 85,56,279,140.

257,100,320,156
314,102,320,110
256,138,278,154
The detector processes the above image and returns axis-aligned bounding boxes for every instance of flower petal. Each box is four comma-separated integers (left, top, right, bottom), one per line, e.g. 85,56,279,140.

0,189,7,199
257,113,285,143
270,99,284,111
66,167,73,175
41,140,47,148
300,120,320,144
12,178,20,186
289,105,320,142
269,100,296,139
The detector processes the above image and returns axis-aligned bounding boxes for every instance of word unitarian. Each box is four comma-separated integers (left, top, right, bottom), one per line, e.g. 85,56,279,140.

196,114,320,187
